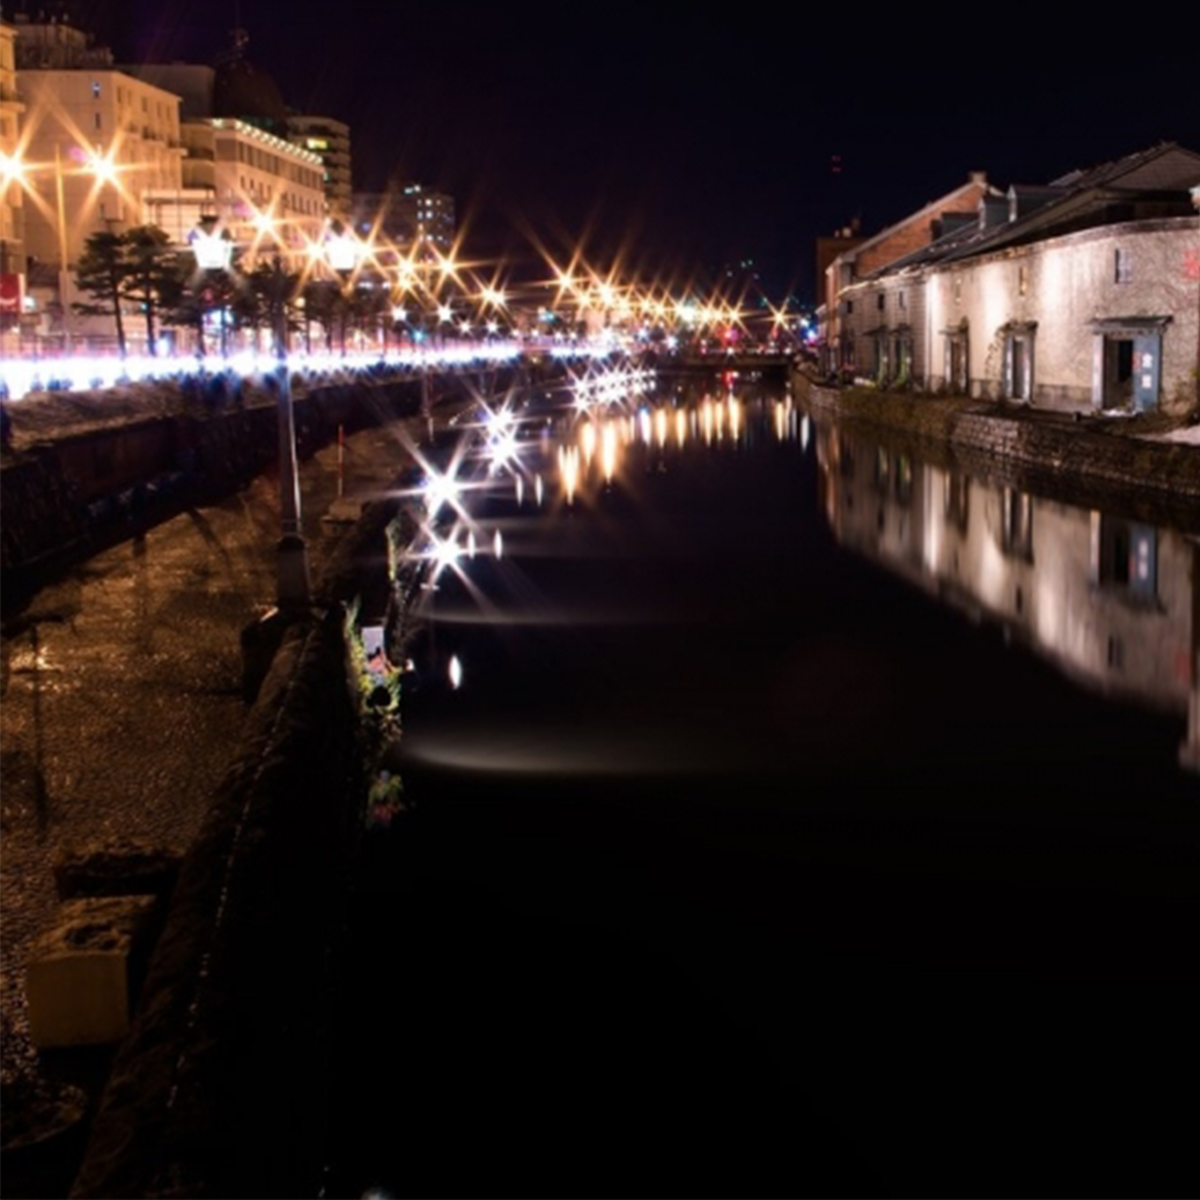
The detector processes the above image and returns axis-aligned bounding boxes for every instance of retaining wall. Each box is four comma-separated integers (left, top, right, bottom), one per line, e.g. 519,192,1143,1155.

803,380,1200,533
70,492,406,1198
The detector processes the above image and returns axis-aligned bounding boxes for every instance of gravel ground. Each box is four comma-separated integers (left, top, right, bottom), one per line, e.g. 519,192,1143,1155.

0,413,438,1090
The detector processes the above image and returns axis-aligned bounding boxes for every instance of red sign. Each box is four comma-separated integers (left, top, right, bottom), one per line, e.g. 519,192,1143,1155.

0,273,21,313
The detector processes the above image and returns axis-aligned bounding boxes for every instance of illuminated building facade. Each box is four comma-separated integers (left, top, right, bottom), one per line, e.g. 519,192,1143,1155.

173,117,325,267
821,173,995,380
838,144,1200,414
16,64,183,268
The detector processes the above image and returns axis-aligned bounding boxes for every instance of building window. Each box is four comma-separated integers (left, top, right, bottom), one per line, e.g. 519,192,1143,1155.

954,277,962,304
1093,514,1157,603
94,112,102,131
1114,247,1132,284
944,474,970,534
876,293,885,311
1018,265,1027,296
91,80,100,98
898,291,906,310
1000,488,1034,562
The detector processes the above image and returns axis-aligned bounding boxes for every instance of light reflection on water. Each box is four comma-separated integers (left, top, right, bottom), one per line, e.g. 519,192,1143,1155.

812,416,1197,742
396,368,1197,778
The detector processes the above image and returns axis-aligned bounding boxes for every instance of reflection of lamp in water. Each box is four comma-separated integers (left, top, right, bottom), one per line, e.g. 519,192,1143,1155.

601,422,618,481
559,445,579,504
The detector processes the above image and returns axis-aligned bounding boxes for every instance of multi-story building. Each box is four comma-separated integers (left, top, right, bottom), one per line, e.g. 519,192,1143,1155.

17,67,184,259
129,51,326,266
1,19,25,341
840,143,1200,414
169,117,325,266
14,19,184,346
288,114,349,217
351,184,455,253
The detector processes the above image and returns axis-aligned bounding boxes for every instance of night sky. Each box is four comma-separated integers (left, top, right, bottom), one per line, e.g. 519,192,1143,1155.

36,2,1200,301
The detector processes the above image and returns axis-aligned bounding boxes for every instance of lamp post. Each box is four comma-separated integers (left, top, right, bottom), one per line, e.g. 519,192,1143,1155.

53,145,72,353
189,215,233,359
266,252,310,610
325,225,360,355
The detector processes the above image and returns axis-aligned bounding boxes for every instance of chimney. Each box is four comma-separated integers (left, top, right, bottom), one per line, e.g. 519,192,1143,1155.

969,171,987,186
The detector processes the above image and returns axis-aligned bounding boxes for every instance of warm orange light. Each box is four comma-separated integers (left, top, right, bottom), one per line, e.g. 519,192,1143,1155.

0,151,26,191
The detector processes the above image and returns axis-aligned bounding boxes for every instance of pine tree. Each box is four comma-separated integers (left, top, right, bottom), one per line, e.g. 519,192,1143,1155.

121,226,179,357
249,257,301,355
301,280,340,353
73,229,129,357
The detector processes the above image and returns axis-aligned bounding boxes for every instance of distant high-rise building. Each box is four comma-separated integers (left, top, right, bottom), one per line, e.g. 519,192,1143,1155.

351,184,454,252
288,114,350,217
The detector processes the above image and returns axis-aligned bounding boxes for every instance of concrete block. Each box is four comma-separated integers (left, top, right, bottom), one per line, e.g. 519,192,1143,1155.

26,896,156,1049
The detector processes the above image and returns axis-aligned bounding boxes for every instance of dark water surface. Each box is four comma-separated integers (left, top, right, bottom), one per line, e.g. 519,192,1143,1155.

327,376,1197,1196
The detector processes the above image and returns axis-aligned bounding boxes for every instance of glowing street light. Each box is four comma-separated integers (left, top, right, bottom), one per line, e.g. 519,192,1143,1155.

325,227,361,274
189,216,234,271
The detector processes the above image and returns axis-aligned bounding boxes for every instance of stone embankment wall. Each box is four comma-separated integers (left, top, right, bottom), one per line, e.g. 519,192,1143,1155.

802,380,1200,532
70,493,405,1199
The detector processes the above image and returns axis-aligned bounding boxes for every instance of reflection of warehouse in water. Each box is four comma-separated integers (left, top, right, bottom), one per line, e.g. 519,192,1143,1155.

814,422,1199,765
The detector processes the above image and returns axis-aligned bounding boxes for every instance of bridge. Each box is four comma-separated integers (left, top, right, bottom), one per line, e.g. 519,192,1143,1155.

653,350,797,374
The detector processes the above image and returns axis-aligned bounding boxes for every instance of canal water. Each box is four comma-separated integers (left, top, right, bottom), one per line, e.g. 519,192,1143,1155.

326,372,1198,1196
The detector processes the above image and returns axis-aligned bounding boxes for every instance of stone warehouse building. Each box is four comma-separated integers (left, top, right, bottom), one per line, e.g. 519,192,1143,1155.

828,144,1200,415
819,172,998,381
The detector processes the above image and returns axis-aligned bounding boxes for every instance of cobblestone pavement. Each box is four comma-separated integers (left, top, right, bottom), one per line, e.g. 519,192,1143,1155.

0,414,435,1087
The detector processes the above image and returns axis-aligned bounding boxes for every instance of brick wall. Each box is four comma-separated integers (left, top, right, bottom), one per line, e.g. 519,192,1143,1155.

855,182,990,277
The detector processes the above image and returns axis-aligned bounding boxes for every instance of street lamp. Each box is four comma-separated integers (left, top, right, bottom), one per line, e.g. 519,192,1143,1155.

322,224,362,353
231,207,309,609
265,253,310,610
188,216,234,358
